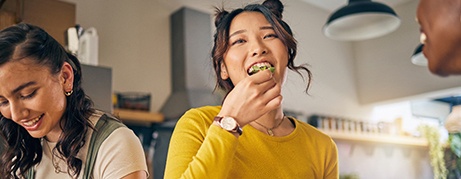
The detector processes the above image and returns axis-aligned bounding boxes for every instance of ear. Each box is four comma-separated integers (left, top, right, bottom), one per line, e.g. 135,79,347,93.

220,62,229,80
60,62,74,92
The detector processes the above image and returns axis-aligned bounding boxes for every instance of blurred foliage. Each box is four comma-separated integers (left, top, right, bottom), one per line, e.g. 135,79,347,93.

419,124,447,179
339,173,359,179
446,133,461,179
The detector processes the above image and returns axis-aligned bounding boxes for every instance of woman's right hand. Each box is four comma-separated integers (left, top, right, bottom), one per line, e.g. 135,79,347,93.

217,69,282,127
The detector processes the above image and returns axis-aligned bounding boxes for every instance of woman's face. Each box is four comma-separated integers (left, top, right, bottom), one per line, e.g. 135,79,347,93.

221,11,288,85
0,58,73,141
417,0,461,76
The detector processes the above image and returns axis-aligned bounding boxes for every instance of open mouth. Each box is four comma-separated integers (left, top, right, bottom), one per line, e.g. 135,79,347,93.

248,62,275,76
23,114,44,127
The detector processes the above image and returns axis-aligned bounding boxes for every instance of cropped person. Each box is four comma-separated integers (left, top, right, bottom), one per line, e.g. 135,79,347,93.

416,0,461,76
416,1,461,178
164,0,339,178
0,23,148,179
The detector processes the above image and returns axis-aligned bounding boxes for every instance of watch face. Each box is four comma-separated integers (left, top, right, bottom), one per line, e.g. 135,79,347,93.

221,117,237,130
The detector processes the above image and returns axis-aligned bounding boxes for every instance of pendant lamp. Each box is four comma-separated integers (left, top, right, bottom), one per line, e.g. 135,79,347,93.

411,43,427,66
323,0,401,41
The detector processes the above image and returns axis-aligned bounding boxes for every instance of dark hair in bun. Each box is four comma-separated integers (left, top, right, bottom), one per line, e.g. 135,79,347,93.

211,0,312,94
262,0,284,19
213,7,229,28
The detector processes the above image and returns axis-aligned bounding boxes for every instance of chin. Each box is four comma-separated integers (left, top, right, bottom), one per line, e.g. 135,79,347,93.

429,56,461,76
27,131,46,139
428,65,447,77
429,63,454,77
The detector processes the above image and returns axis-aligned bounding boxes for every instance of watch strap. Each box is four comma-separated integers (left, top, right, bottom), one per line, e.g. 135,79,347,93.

214,116,243,135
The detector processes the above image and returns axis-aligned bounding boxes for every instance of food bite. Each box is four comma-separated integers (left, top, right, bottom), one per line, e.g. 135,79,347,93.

248,62,275,75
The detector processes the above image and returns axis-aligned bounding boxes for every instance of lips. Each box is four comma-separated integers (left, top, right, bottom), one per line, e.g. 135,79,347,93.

23,114,43,127
248,62,275,75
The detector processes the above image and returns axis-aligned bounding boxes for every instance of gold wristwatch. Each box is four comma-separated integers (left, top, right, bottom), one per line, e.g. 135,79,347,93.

214,116,243,135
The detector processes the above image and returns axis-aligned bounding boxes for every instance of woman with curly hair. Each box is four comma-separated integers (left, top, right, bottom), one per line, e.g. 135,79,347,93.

164,0,338,178
0,23,148,179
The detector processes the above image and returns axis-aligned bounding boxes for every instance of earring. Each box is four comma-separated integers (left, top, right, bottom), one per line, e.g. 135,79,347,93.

221,70,229,80
420,32,427,44
65,90,73,96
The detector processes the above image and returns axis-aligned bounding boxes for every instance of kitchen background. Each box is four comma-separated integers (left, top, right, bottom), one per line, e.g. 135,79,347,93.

5,0,461,178
59,0,461,117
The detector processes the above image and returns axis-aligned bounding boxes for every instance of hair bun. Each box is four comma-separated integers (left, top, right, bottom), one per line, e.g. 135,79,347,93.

262,0,284,19
214,8,229,27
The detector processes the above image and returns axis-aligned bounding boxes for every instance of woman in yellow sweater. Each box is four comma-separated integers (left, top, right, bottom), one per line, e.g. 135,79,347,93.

164,0,338,178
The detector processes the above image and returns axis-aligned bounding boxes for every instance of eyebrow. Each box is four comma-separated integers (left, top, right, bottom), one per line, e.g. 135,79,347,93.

12,81,36,94
260,26,273,30
229,29,246,38
229,25,274,38
0,81,36,99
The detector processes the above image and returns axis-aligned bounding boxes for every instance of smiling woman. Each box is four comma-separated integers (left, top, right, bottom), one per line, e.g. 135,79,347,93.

0,23,148,179
164,0,339,178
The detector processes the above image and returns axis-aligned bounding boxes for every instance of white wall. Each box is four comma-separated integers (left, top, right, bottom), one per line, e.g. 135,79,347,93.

281,0,368,119
62,0,173,113
336,141,432,179
355,0,461,104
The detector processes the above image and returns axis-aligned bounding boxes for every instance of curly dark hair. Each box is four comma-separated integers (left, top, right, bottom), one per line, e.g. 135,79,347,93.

211,0,312,94
0,23,94,178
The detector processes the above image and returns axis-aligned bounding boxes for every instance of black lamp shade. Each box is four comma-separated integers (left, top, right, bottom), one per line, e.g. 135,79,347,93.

411,43,427,66
324,0,401,41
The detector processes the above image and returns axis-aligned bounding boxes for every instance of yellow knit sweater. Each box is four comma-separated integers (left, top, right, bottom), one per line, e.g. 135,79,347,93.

164,106,338,179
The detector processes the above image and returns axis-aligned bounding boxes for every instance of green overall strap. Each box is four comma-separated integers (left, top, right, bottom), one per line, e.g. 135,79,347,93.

27,167,34,179
83,114,126,179
25,114,125,179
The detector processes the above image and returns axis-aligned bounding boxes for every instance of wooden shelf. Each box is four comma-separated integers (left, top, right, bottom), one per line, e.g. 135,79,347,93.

321,130,428,147
113,108,164,123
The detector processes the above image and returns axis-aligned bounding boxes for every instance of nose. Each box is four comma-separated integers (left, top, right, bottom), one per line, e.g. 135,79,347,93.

251,39,268,57
9,101,29,122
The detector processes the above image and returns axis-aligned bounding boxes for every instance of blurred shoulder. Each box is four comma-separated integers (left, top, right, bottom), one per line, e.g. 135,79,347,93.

185,106,222,117
177,105,222,126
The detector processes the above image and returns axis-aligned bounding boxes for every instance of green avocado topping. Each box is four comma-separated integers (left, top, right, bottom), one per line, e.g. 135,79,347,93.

249,66,275,75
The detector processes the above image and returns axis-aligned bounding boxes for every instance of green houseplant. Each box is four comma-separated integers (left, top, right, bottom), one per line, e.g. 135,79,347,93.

444,104,461,179
419,124,448,179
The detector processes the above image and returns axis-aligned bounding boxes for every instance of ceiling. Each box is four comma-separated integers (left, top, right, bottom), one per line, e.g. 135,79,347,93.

301,0,416,12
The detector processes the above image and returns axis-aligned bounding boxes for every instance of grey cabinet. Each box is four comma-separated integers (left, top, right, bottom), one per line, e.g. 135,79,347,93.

81,64,112,113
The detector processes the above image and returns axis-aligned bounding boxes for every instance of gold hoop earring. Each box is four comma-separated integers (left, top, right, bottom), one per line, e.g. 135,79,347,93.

65,90,73,96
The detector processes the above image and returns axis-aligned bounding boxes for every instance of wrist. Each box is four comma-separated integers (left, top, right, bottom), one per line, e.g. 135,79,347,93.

212,122,240,138
214,116,243,136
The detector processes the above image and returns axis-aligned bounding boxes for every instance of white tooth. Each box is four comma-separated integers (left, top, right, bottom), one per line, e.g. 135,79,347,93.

25,120,35,126
23,115,41,127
